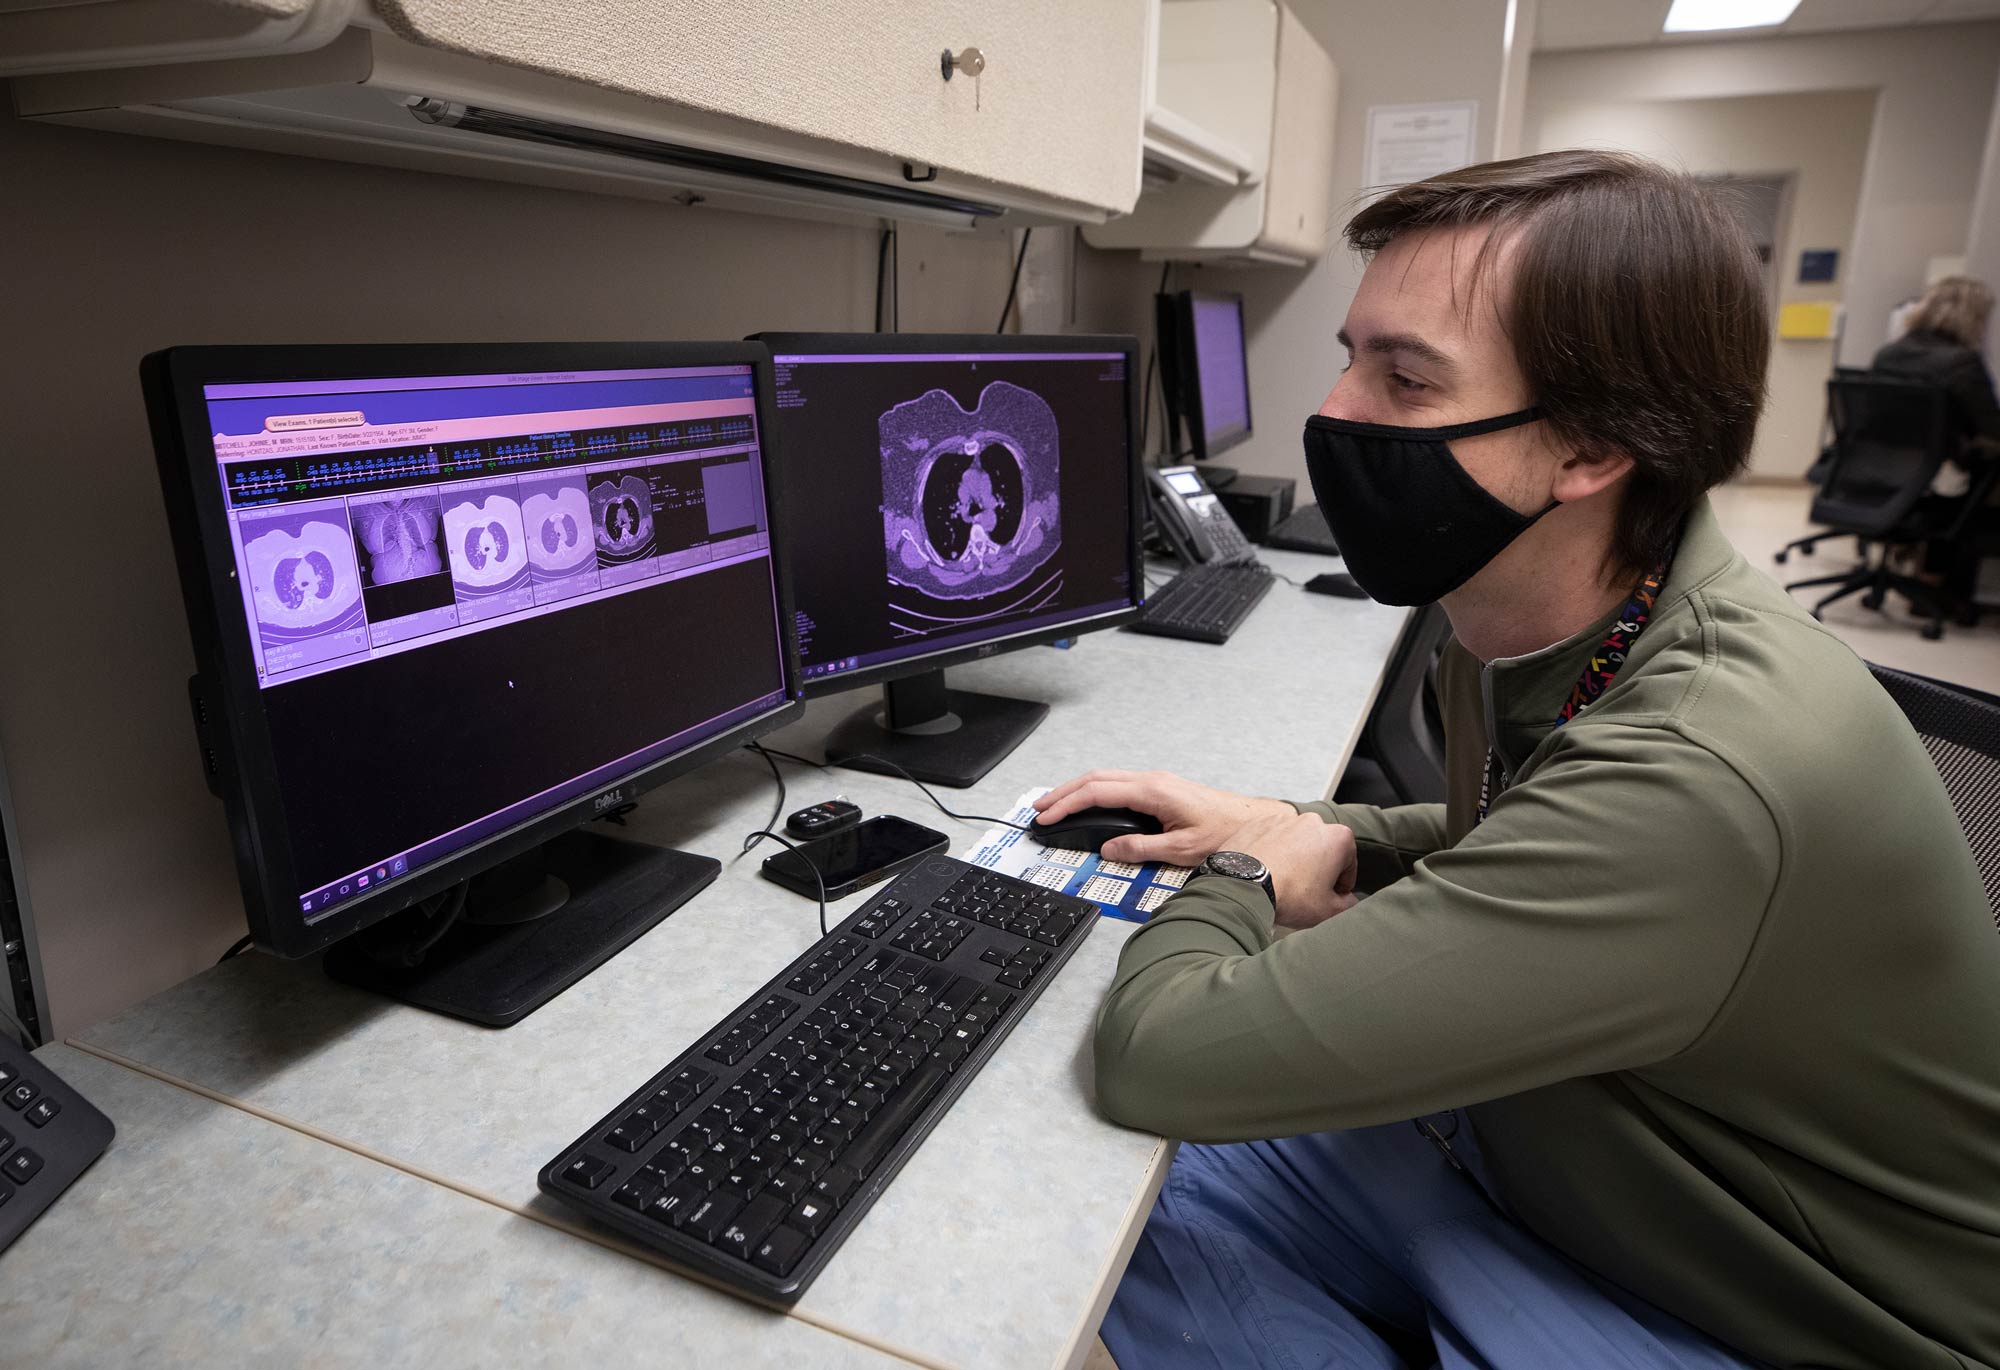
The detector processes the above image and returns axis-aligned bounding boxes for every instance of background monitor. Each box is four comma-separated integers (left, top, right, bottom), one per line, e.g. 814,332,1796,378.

755,332,1143,787
1159,290,1253,473
145,342,800,1024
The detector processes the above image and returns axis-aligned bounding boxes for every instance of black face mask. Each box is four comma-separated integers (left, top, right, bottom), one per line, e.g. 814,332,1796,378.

1303,408,1554,606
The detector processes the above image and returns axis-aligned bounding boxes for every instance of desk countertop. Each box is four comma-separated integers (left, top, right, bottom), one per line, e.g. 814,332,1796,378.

16,551,1404,1369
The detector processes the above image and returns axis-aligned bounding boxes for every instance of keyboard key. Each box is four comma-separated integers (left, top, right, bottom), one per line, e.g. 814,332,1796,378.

716,1193,789,1259
561,1155,614,1190
754,1224,811,1277
788,1195,834,1238
811,1164,861,1209
707,1132,754,1168
24,1098,58,1129
767,1162,816,1203
647,1178,706,1228
613,1179,657,1212
604,1123,648,1153
0,1062,15,1090
0,1126,13,1160
624,1102,668,1133
684,1191,743,1244
2,1081,38,1112
5,1148,45,1184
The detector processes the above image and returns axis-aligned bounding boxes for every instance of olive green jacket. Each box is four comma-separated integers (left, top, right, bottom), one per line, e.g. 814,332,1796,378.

1094,498,2000,1369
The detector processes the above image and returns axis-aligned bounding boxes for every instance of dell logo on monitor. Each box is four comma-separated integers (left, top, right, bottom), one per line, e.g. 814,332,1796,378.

593,788,627,813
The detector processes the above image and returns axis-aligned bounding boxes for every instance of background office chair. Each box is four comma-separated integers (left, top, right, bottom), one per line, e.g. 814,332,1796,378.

1869,664,2000,930
1777,366,1872,560
1780,373,1992,640
1333,603,1452,808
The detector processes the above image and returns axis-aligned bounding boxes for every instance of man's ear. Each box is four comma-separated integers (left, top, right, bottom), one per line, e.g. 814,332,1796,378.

1551,442,1634,504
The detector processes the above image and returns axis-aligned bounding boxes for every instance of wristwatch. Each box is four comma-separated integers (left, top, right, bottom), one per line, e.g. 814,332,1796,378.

1198,850,1276,906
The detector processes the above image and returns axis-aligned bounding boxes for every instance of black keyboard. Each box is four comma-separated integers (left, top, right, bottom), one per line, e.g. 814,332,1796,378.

540,856,1098,1305
1262,502,1340,555
1128,560,1275,644
0,1048,114,1253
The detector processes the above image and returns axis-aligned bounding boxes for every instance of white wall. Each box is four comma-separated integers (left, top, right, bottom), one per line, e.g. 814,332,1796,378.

1528,22,2000,373
1188,0,1529,484
1529,89,1878,480
1962,63,2000,349
0,111,1152,1035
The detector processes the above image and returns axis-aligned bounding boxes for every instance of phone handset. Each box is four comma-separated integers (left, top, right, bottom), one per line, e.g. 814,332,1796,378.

1147,466,1254,566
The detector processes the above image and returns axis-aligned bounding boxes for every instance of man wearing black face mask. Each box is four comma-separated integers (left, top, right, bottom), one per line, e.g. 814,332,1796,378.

1041,150,2000,1370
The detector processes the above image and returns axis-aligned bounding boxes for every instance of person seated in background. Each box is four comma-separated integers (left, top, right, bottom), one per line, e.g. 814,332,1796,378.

1870,275,2000,602
1047,150,2000,1370
1870,274,2000,500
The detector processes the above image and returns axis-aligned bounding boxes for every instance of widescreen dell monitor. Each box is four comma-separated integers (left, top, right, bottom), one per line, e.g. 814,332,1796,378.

755,333,1143,787
144,342,801,1025
1157,290,1252,474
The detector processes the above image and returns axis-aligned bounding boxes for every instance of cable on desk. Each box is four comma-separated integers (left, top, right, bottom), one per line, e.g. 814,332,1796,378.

744,742,787,854
739,827,830,937
750,742,825,770
747,740,1031,834
215,934,253,965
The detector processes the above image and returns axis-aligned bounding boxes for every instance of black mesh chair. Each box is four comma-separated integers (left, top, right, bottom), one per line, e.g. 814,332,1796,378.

1334,603,1452,808
1869,665,2000,930
1780,374,1993,640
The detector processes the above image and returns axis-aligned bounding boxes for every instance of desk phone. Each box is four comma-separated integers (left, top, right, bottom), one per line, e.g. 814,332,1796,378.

1148,466,1257,566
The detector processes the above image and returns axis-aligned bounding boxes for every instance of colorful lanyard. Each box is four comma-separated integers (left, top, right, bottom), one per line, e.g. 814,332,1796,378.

1476,559,1670,824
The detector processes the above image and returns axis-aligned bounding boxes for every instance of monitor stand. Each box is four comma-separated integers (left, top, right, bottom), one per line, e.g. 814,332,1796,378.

323,828,717,1027
822,668,1048,788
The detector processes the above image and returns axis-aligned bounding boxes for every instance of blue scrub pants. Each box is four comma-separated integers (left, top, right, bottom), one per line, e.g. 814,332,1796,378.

1099,1120,1762,1370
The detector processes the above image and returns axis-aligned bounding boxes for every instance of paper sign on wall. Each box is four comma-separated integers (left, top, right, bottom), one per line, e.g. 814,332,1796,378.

1777,301,1841,340
1364,101,1480,191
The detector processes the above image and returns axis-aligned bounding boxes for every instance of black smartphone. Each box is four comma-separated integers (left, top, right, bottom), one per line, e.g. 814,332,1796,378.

761,815,950,900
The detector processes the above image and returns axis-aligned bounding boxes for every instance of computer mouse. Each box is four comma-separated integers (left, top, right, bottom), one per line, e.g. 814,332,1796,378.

1029,806,1165,853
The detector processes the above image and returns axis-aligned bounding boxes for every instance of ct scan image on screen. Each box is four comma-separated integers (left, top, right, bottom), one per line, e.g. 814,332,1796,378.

771,347,1133,683
882,379,1061,614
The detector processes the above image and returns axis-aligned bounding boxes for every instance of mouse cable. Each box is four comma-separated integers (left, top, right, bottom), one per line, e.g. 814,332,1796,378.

745,740,1031,833
739,826,829,937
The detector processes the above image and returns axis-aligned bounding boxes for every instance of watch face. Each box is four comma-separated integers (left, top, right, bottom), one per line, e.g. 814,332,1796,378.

1206,850,1265,881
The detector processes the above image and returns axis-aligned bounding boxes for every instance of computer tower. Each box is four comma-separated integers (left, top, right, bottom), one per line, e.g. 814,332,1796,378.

1214,473,1295,543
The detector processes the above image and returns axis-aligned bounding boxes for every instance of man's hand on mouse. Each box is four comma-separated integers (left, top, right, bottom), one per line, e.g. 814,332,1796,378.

1215,808,1360,930
1033,769,1296,866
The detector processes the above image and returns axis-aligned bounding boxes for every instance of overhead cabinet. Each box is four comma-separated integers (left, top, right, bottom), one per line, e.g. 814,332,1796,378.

3,0,1152,228
1086,0,1338,266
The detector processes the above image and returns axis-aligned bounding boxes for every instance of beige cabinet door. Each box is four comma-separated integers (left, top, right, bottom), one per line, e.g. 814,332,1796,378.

373,0,1151,215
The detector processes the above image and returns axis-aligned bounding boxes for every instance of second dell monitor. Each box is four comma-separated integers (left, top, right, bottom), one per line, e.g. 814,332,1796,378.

759,334,1142,786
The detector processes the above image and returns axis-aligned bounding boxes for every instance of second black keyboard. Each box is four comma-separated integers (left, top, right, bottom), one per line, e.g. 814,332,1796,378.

1261,502,1341,555
1128,560,1276,644
540,855,1098,1305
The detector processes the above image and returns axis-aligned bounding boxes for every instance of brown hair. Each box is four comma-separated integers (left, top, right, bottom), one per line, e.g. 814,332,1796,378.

1906,275,1994,350
1345,149,1769,579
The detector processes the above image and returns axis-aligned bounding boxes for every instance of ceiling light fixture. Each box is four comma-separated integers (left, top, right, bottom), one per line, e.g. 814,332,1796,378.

1663,0,1802,33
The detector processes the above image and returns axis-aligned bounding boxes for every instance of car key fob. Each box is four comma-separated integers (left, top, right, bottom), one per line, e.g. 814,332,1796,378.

786,798,861,840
